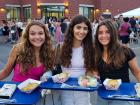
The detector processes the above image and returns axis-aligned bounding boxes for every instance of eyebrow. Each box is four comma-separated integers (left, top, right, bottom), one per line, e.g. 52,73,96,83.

29,30,44,32
76,24,88,28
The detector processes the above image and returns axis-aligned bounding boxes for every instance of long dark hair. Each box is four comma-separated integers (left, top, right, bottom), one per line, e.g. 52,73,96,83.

60,15,95,72
94,20,130,69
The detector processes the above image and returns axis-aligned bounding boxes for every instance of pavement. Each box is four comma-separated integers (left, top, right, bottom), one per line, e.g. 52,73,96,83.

0,37,140,105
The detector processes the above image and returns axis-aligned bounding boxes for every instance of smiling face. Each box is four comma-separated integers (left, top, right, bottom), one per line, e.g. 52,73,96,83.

73,22,88,43
29,25,45,49
98,25,110,48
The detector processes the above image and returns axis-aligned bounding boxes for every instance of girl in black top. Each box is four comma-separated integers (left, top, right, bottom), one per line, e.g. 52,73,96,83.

94,20,140,105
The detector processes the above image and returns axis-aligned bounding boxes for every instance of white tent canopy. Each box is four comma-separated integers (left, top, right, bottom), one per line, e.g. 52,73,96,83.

115,7,140,18
122,7,140,17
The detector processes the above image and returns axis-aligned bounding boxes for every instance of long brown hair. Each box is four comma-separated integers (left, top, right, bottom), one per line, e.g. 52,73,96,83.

60,15,95,72
94,20,130,69
17,21,54,72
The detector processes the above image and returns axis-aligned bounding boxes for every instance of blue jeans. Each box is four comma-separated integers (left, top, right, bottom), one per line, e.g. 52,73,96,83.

61,91,91,105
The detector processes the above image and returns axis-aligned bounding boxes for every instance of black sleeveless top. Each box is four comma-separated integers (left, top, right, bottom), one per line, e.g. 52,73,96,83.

98,48,135,83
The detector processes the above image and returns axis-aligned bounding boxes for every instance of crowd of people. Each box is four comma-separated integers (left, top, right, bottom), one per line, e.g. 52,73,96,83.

0,15,140,105
92,15,140,46
0,15,140,46
0,20,23,44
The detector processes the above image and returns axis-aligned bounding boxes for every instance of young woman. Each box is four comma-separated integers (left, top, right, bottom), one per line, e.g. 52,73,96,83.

0,21,54,82
94,20,140,105
59,15,95,105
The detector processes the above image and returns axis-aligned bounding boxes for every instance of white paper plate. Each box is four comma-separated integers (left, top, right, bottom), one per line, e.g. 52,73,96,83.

0,84,17,98
52,72,69,83
134,83,140,97
17,78,42,93
103,78,122,90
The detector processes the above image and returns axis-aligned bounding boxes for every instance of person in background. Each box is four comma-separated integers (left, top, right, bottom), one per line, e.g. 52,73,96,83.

9,20,19,43
92,19,99,40
111,18,118,30
61,17,70,41
1,20,10,43
55,19,62,44
16,21,23,37
48,22,55,37
129,17,137,34
0,20,54,82
94,20,140,105
60,18,68,42
119,17,131,46
61,18,68,33
116,14,123,28
60,15,95,105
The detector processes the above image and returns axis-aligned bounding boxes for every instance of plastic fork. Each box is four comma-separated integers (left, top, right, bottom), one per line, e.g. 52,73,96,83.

61,83,91,89
0,98,16,103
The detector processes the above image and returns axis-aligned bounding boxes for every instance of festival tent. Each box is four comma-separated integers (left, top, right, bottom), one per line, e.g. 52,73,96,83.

122,7,140,17
114,7,140,18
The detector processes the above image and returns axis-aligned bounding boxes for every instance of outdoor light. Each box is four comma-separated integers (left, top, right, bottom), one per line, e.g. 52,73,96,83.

37,0,41,13
95,9,100,12
64,2,69,7
0,8,5,12
65,8,69,13
37,0,40,7
37,0,41,12
37,8,41,13
105,9,109,12
64,2,69,10
64,2,69,15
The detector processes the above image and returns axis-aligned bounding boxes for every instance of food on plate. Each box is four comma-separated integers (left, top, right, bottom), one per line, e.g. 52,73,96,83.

58,72,69,79
103,78,122,90
78,76,97,87
18,78,42,93
108,79,118,88
52,72,69,83
21,83,38,91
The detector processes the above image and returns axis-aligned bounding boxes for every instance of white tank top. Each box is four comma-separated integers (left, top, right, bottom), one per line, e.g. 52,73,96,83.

62,46,86,77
